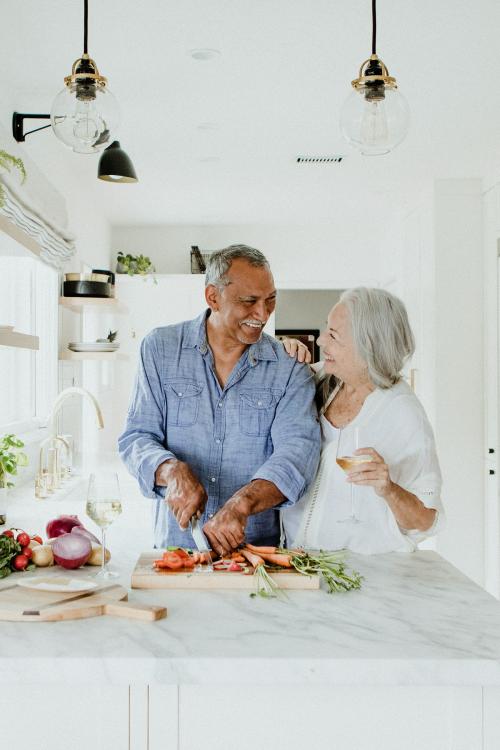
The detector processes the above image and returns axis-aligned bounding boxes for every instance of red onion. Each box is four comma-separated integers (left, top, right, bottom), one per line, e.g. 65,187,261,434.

51,533,92,569
46,515,84,539
71,525,100,545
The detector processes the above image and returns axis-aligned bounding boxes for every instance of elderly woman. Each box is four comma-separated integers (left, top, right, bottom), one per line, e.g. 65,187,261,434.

282,287,444,554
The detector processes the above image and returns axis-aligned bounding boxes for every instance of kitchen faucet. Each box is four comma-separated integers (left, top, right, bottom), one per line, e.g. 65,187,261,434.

35,387,104,497
47,386,104,436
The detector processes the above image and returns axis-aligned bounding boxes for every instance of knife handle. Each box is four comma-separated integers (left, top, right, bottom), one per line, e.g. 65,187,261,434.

103,601,167,621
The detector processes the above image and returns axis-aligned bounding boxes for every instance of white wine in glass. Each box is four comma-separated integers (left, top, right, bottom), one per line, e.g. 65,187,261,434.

336,428,373,523
86,472,122,579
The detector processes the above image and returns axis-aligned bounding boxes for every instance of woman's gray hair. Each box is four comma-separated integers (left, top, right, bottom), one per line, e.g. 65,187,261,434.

316,287,415,406
205,244,269,288
341,287,415,389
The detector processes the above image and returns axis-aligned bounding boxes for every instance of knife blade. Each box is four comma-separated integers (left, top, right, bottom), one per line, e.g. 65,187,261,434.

190,515,210,552
190,516,213,572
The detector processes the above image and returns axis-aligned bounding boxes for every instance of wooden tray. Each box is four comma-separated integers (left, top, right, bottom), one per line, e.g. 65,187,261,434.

0,581,166,622
131,552,320,590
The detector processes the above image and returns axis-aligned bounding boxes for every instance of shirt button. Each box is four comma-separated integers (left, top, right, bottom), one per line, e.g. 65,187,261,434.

218,402,223,408
208,513,214,519
257,400,262,406
215,439,221,444
211,477,216,482
178,393,183,397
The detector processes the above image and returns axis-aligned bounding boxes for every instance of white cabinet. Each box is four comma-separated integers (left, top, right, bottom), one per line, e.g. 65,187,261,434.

0,686,129,750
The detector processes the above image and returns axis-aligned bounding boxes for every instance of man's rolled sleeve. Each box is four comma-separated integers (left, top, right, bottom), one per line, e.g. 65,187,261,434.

118,331,177,499
252,362,320,506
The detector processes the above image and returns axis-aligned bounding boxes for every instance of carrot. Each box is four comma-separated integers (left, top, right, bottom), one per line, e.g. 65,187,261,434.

254,551,292,568
245,543,277,554
240,548,265,568
230,552,246,562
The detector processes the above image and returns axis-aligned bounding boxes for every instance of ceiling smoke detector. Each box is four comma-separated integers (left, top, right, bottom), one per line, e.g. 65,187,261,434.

296,155,345,164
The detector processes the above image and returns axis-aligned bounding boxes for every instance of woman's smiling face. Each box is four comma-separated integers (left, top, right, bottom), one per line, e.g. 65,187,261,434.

317,303,367,384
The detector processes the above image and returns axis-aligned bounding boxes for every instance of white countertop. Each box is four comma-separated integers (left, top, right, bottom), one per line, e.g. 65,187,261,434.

1,474,500,687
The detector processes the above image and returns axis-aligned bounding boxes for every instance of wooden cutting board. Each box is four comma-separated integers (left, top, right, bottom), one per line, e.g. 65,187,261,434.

131,552,320,590
0,581,167,622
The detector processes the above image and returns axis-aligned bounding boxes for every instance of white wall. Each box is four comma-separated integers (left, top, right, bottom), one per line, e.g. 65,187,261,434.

400,180,484,586
111,222,397,288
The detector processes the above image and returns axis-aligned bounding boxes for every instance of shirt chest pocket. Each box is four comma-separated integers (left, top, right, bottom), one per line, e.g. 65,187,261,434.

239,389,280,437
165,379,204,427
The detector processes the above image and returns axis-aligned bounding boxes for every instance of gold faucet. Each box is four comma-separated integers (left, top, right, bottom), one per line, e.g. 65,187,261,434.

35,387,104,498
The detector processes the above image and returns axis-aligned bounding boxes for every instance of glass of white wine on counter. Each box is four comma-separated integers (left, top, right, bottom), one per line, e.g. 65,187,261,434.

336,427,373,524
86,472,122,579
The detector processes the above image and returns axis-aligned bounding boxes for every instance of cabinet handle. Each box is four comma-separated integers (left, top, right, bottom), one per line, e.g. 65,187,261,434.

489,448,495,454
489,469,496,475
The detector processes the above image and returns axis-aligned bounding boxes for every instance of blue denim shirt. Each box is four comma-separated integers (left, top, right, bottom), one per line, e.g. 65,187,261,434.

118,310,320,548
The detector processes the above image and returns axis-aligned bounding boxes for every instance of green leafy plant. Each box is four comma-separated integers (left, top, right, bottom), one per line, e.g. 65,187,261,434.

0,151,27,208
0,534,22,578
116,251,157,283
0,434,28,489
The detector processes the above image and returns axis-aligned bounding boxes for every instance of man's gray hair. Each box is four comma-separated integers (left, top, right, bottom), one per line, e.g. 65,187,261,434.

340,287,415,389
205,244,270,288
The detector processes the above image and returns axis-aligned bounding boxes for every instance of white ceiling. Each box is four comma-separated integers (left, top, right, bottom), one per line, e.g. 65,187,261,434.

3,0,500,226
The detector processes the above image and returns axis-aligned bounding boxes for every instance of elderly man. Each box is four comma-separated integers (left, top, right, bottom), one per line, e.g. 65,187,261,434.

118,244,320,556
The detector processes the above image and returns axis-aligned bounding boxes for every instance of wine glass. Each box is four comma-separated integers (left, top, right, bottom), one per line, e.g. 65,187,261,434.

86,472,122,579
336,427,372,523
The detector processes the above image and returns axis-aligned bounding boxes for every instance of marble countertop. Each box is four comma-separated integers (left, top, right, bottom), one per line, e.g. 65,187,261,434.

1,475,500,687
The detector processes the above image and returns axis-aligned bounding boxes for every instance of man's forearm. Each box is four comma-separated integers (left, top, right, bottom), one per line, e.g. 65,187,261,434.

226,479,285,517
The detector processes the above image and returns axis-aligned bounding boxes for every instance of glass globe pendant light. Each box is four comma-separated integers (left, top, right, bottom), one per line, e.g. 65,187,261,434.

50,0,120,154
340,0,410,156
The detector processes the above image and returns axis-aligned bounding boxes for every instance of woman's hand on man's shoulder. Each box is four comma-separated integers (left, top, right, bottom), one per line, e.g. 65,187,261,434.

281,337,312,364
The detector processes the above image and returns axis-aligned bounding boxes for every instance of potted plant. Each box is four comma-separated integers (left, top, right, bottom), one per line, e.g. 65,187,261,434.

0,151,26,208
116,251,157,282
0,434,28,524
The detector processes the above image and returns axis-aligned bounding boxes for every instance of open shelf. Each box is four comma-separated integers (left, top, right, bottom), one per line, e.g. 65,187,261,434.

59,350,129,361
59,297,127,313
0,330,39,350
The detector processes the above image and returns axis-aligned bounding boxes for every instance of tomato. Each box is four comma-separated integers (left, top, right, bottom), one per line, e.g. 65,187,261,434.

172,547,190,560
2,530,14,538
158,552,184,570
12,554,29,571
16,532,30,547
31,534,43,545
21,546,33,559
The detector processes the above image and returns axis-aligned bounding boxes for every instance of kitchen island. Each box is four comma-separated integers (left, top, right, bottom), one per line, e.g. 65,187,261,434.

1,480,500,750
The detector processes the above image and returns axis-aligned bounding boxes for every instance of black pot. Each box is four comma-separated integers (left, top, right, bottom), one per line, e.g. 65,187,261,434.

63,280,112,298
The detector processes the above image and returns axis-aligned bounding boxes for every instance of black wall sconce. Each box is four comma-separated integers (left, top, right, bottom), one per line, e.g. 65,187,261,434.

12,112,138,183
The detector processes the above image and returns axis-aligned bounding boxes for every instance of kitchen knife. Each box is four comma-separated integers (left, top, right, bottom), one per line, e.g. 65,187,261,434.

190,516,213,572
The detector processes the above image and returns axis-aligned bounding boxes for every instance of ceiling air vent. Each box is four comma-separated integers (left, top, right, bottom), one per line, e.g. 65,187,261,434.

296,155,344,164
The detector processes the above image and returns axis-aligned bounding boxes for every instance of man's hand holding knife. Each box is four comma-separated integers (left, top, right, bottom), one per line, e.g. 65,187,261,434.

155,460,284,558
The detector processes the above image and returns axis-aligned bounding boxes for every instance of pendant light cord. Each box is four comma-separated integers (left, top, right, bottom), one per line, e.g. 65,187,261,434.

371,0,377,54
83,0,88,54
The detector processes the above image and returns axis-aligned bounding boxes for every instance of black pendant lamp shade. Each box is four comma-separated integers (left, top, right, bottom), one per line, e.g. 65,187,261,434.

97,141,138,182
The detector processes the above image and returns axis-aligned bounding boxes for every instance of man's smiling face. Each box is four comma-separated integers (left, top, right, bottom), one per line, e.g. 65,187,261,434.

207,258,277,346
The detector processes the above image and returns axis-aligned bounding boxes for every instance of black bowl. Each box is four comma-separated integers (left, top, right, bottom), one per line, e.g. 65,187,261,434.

63,280,112,298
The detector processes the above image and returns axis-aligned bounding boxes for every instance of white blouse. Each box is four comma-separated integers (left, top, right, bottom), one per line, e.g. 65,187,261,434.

282,375,444,554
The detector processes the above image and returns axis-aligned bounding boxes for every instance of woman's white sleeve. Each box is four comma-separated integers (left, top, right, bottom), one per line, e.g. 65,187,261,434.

387,400,445,543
